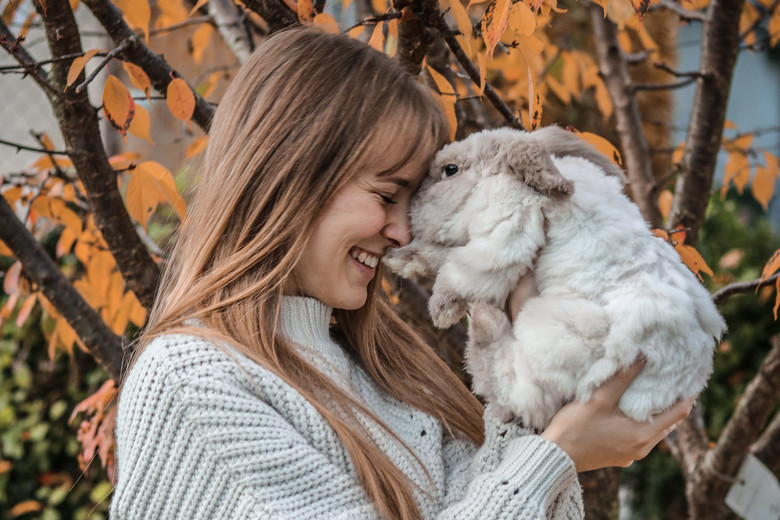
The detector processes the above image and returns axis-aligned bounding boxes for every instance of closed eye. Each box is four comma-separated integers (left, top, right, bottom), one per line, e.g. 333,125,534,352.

379,194,398,205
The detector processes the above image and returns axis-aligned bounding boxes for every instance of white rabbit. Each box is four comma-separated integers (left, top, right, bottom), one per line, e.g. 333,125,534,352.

384,126,726,430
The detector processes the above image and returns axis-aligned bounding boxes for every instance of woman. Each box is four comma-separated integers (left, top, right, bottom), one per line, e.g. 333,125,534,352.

110,27,692,519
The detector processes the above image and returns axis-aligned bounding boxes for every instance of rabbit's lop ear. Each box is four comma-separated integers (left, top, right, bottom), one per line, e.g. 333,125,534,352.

501,141,574,199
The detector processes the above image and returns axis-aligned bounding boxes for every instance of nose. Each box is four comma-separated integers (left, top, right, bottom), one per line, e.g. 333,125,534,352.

383,205,412,248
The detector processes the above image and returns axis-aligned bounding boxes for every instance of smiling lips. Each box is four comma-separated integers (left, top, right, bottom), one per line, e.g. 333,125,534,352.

350,248,380,269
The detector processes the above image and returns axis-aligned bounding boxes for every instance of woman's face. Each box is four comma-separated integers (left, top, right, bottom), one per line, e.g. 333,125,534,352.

288,137,431,310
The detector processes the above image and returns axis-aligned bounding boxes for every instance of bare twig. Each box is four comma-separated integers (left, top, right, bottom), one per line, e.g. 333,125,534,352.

0,196,126,380
633,77,697,91
0,137,68,155
0,18,59,99
148,16,210,36
656,0,707,22
654,61,707,79
739,0,780,41
713,273,780,305
344,11,404,32
74,40,130,93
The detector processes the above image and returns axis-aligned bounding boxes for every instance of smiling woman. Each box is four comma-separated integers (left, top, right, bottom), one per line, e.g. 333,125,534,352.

109,25,687,520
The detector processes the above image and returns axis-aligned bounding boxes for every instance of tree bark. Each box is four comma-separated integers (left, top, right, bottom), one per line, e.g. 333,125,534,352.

688,337,780,519
589,5,662,229
36,0,161,311
669,0,745,244
0,197,125,379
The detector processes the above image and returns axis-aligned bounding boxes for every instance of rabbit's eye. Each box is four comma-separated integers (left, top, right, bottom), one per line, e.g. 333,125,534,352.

442,164,459,179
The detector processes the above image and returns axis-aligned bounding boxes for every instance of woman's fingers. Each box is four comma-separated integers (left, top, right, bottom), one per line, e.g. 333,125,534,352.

590,356,646,407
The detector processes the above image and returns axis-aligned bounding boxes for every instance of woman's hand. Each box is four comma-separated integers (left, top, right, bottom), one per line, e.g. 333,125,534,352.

540,359,694,472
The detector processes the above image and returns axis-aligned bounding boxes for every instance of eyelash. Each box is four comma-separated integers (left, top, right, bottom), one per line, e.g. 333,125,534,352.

379,194,398,205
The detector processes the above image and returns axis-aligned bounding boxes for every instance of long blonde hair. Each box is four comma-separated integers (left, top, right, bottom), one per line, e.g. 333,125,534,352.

138,26,484,519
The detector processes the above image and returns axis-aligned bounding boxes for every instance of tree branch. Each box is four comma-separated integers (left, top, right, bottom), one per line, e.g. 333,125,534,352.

0,137,68,155
694,336,780,508
656,0,707,22
752,410,780,472
633,77,697,91
208,0,253,65
589,3,662,228
395,0,439,76
74,40,130,93
713,273,780,305
0,19,59,99
672,403,710,479
444,33,524,130
239,0,297,33
38,0,160,310
81,0,216,132
669,0,745,244
0,196,125,380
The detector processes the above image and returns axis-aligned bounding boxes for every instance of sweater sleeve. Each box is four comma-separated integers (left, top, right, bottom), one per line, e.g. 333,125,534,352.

110,338,379,520
439,404,584,519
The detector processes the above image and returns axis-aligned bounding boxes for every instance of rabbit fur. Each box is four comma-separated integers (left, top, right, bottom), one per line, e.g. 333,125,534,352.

384,126,726,430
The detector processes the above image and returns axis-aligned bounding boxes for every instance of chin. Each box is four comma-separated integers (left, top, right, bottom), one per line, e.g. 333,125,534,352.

326,290,368,311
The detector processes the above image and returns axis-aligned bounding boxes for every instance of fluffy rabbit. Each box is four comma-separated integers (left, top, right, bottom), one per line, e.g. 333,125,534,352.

384,126,726,430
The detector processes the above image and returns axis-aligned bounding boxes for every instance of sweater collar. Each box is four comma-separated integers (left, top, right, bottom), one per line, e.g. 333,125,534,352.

279,296,351,381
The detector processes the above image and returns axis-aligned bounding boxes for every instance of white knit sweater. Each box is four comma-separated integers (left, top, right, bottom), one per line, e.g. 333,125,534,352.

110,296,583,519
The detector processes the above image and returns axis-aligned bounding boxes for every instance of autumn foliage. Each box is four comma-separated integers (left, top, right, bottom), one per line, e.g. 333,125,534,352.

2,0,780,517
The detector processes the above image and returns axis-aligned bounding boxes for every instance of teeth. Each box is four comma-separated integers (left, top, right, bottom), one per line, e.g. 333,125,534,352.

351,249,379,269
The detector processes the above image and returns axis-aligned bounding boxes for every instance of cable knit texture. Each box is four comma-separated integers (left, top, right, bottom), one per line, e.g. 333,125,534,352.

110,296,583,519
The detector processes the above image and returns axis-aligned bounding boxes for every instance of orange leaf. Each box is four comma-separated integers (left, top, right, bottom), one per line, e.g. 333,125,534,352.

123,61,151,103
481,0,512,59
16,294,37,328
764,151,779,175
0,239,12,257
387,19,398,58
166,77,196,127
3,262,22,296
508,0,535,36
191,23,213,64
66,48,99,89
629,0,655,16
769,9,780,48
196,71,221,100
103,75,135,139
651,228,669,241
449,0,473,40
675,243,713,281
426,64,457,141
752,164,774,211
128,104,154,144
126,161,186,231
671,141,685,165
116,0,150,42
297,0,313,22
761,249,780,283
575,131,623,167
9,501,43,517
368,23,385,52
658,189,674,220
774,276,780,320
347,25,366,39
313,13,339,33
186,135,208,158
